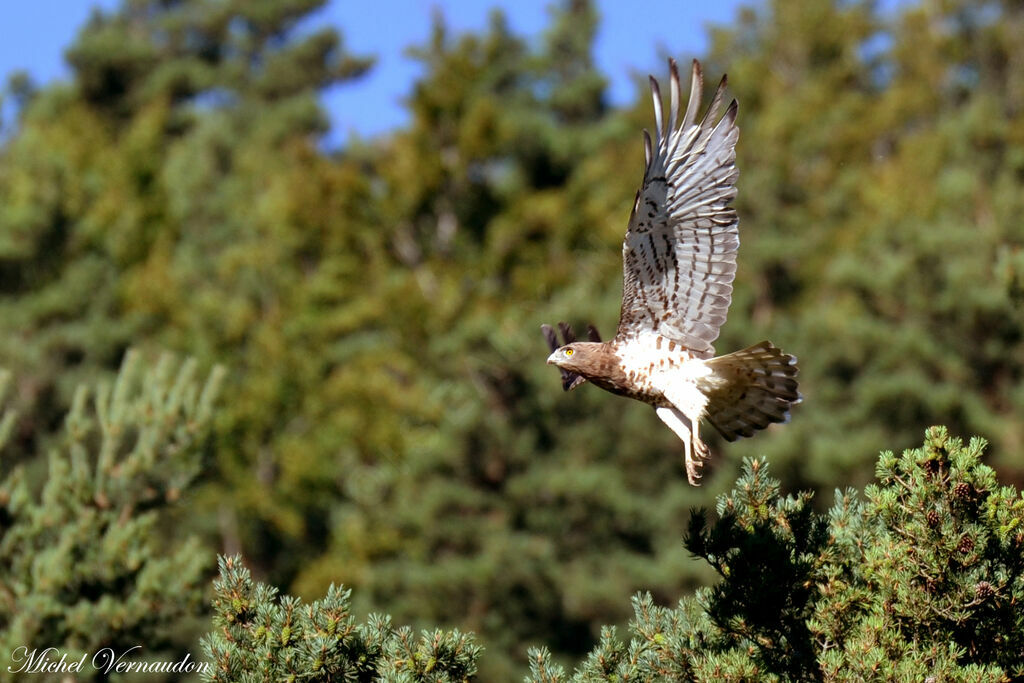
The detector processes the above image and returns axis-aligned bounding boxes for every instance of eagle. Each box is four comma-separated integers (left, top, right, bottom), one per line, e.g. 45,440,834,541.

544,59,800,485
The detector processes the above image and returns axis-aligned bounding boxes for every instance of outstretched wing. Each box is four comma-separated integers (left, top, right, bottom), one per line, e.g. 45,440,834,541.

616,59,740,358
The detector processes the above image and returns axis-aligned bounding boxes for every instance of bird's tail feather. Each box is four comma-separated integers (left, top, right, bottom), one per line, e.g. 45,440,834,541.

702,341,800,442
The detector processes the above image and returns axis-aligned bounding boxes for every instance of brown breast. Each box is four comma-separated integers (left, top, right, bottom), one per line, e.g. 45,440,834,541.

583,340,667,406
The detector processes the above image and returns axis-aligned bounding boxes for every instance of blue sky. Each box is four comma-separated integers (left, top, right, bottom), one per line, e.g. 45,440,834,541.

0,1,746,145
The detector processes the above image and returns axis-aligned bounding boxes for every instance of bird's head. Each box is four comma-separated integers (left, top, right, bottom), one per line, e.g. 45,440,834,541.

546,342,600,373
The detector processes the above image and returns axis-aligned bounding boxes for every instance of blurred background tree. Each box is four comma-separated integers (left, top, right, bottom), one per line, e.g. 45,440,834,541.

1,0,1022,678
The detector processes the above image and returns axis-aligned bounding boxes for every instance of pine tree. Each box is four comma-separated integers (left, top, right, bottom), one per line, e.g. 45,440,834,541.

705,0,1024,487
526,427,1024,681
202,555,481,682
0,0,376,606
0,351,224,677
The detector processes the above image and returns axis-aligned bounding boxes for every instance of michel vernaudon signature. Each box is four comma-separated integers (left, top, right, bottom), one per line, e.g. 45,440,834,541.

7,646,211,675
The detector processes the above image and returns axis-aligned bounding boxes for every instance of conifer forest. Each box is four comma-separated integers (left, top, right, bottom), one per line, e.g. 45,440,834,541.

1,0,1023,680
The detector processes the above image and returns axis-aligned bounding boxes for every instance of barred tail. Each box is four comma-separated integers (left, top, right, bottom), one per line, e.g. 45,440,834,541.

702,341,800,442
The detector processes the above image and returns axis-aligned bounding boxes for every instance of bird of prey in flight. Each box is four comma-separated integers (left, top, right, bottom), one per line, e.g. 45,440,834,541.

544,59,799,485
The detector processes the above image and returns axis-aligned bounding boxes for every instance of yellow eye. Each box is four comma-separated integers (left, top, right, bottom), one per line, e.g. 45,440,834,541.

564,348,574,357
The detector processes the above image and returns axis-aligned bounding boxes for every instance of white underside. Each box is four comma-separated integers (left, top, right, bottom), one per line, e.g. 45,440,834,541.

619,332,715,485
616,331,713,416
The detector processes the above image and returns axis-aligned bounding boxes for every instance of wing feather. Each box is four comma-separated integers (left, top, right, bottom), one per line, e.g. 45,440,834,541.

681,59,702,129
617,59,740,358
650,76,663,143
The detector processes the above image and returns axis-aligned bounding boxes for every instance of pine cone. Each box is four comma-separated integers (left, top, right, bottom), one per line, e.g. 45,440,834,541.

957,534,975,554
926,509,941,528
974,581,994,600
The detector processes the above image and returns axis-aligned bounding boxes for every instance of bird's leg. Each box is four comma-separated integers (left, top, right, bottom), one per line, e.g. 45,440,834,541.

681,428,694,482
689,424,710,485
655,406,705,486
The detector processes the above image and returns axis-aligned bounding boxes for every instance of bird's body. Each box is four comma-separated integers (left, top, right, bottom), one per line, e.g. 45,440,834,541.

573,334,706,407
544,59,800,485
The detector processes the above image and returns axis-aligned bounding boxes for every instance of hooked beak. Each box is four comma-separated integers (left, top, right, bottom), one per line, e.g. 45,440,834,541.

546,351,559,365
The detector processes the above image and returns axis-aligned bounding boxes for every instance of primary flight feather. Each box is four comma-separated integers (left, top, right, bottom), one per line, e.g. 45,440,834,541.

544,59,800,485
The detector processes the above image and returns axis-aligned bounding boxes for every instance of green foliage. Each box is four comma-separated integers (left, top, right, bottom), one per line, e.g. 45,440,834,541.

202,555,481,682
707,0,1024,486
685,461,828,680
3,0,1024,678
0,351,224,675
825,427,1024,678
527,427,1024,681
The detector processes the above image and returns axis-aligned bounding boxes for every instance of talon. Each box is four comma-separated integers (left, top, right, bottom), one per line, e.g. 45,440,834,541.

686,437,710,485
